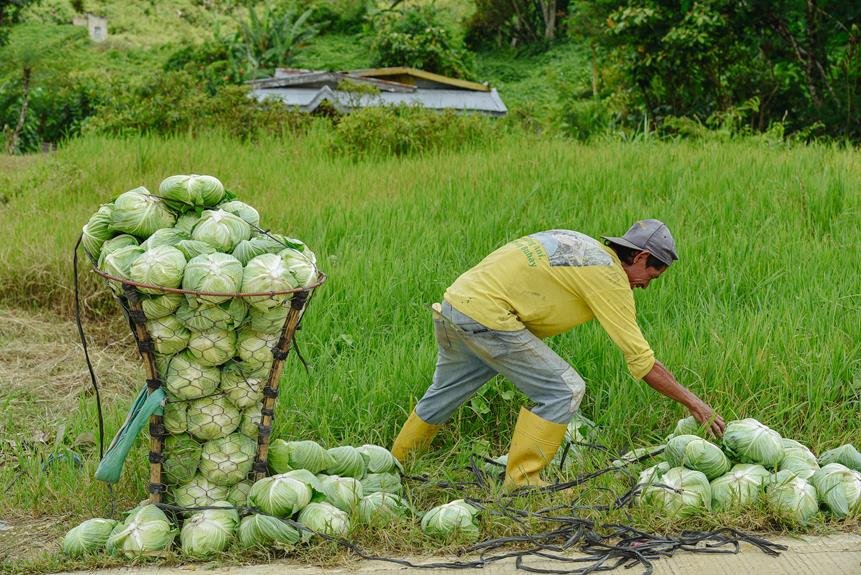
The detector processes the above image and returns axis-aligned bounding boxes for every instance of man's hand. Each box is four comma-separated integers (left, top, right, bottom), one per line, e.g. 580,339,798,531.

642,361,725,438
689,401,725,438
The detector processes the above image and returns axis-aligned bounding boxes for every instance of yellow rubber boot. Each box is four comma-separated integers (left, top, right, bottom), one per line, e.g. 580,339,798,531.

503,407,567,489
391,410,441,464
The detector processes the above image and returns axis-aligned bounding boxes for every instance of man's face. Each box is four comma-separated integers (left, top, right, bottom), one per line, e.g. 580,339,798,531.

623,251,667,289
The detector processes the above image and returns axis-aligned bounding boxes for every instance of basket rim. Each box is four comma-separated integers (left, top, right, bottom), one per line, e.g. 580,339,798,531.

92,267,327,297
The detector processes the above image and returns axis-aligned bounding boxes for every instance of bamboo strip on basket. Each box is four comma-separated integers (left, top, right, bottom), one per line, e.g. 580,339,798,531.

253,289,310,481
122,285,165,504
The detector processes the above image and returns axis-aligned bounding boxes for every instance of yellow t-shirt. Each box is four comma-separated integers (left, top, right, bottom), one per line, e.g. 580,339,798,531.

443,230,656,379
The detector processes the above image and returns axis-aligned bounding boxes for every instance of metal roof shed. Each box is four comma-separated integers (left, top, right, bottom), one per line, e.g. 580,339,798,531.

248,67,507,116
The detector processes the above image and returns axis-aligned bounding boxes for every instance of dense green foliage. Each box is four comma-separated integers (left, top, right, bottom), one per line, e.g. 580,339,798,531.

368,5,475,79
570,0,861,139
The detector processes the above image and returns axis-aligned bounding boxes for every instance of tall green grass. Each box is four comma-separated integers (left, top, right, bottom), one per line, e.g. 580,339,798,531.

1,133,859,569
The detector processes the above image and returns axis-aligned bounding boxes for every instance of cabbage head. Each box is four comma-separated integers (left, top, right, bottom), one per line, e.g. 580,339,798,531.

268,439,334,474
81,204,115,261
187,328,236,367
358,492,411,526
159,174,225,210
100,245,144,293
421,499,480,541
175,239,215,260
248,475,312,517
722,419,785,468
674,437,730,480
641,467,711,518
232,235,288,266
326,446,367,479
180,502,239,556
106,504,176,557
186,395,241,441
357,444,403,474
666,416,704,440
142,293,183,320
241,253,298,312
779,441,820,480
140,228,190,250
664,435,700,467
175,213,201,234
319,475,363,512
62,518,119,557
238,513,301,548
182,253,244,305
220,361,266,408
360,472,402,495
240,405,262,438
280,469,324,493
162,433,202,485
165,351,220,400
247,305,290,335
192,209,251,253
279,248,317,288
298,502,350,537
171,475,229,509
146,315,190,355
710,464,770,510
218,200,260,227
810,463,861,518
227,481,253,507
110,187,176,238
98,234,139,268
198,433,257,486
163,398,188,434
175,297,247,332
637,461,671,488
236,329,278,373
767,471,819,523
819,444,861,473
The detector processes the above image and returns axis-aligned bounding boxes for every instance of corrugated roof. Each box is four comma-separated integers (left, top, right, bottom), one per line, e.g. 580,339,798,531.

251,85,507,116
249,67,507,115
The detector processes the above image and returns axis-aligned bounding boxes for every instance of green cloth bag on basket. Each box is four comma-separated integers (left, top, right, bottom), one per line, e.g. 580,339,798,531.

95,386,165,483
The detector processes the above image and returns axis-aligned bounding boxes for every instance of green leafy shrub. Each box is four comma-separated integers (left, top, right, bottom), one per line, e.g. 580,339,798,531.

368,6,475,79
299,0,371,34
83,71,312,140
332,105,500,157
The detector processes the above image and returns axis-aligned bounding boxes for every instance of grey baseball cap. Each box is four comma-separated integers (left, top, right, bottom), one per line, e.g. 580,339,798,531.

602,219,678,266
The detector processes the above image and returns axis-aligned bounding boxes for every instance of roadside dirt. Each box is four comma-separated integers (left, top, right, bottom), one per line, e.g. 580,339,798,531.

52,533,861,575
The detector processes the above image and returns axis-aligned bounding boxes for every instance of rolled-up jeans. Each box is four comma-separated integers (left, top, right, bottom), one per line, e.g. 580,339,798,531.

414,301,586,425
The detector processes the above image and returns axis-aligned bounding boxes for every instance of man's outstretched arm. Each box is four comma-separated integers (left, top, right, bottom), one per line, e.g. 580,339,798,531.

642,360,726,437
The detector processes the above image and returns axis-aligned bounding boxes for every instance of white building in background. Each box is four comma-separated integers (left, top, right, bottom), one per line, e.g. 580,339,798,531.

72,14,108,43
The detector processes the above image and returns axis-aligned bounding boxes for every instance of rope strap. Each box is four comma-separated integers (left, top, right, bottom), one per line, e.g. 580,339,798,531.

262,387,278,398
148,451,164,463
146,378,162,391
136,340,155,354
261,407,274,417
127,309,147,325
257,425,272,438
252,460,268,473
149,422,167,439
271,347,289,360
291,291,308,309
147,482,167,494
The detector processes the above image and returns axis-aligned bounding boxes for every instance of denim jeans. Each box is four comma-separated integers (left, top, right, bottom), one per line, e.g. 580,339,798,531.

414,301,586,425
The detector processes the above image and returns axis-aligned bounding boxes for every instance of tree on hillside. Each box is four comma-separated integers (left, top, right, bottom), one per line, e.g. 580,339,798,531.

467,0,570,47
0,0,40,47
1,25,79,153
572,0,861,139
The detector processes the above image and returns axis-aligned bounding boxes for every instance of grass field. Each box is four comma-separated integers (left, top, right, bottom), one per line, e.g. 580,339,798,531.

0,132,859,571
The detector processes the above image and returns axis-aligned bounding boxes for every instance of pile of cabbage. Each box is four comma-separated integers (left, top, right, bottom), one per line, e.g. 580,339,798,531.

81,174,318,512
63,441,419,557
635,417,860,524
